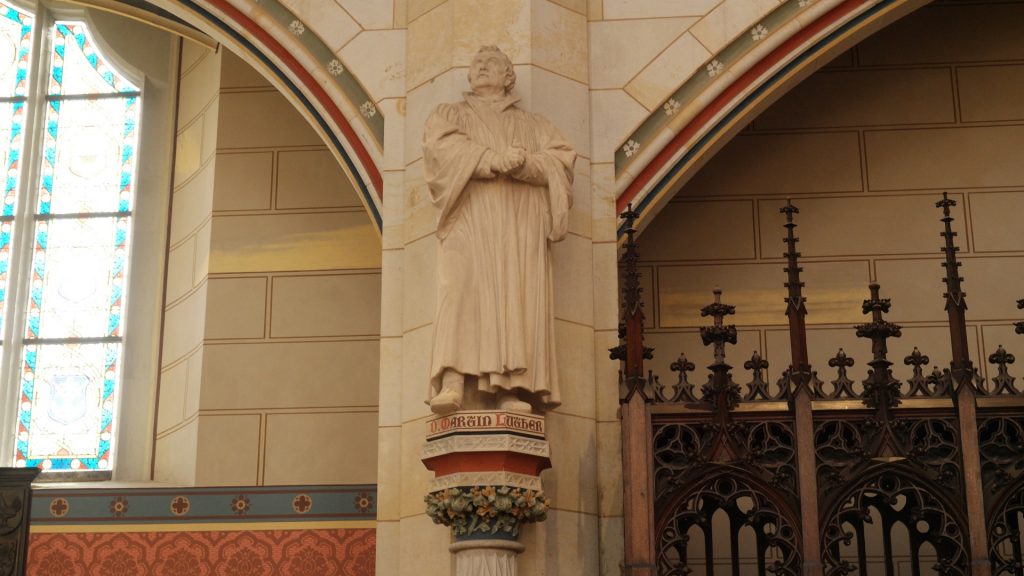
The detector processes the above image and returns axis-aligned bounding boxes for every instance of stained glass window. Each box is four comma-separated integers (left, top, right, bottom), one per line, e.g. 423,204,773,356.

0,2,140,474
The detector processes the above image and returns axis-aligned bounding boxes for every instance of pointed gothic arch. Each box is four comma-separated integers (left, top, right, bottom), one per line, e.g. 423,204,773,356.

95,0,386,230
614,0,931,236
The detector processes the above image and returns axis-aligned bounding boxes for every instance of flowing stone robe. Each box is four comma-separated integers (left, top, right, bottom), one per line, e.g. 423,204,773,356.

424,92,576,408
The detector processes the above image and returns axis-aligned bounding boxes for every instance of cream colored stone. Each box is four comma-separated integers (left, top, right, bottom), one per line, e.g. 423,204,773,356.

220,49,272,89
372,520,395,573
641,200,756,261
180,40,209,77
865,126,1024,191
555,320,596,419
408,0,447,23
264,411,379,484
193,219,212,284
380,249,404,337
341,0,395,29
553,232,595,326
599,516,625,576
625,32,709,110
185,348,204,418
596,420,622,517
376,426,402,521
402,325,434,421
406,1,454,89
569,161,593,237
405,69,465,166
403,160,438,244
213,152,273,212
161,285,208,365
590,163,617,242
958,65,1024,123
382,172,406,251
595,329,620,422
210,212,382,273
153,421,198,485
542,412,598,514
277,149,361,209
378,337,403,426
756,68,955,130
589,18,695,90
375,521,400,576
173,120,203,187
593,242,619,331
757,196,966,258
399,418,437,515
690,0,778,56
603,0,719,19
519,66,591,159
195,414,261,486
165,238,196,304
270,273,382,337
217,91,323,149
204,277,267,339
551,0,586,15
156,362,187,433
450,0,530,67
340,30,406,100
380,99,406,171
590,90,648,164
970,192,1024,253
518,509,600,574
201,101,220,162
397,514,453,574
530,0,588,84
201,340,380,409
685,132,862,196
170,161,215,245
402,235,437,331
177,50,220,130
280,0,361,52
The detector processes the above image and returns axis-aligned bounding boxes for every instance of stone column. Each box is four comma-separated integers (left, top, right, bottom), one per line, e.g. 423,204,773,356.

421,411,551,575
374,1,606,574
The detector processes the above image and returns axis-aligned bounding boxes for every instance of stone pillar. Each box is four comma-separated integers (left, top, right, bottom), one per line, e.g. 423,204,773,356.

421,411,551,575
374,1,606,574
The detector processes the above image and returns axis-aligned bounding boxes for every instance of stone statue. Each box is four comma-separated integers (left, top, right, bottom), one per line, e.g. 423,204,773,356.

424,45,576,415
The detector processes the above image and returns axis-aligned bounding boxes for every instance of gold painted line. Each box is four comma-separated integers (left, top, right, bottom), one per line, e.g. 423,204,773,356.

31,520,376,534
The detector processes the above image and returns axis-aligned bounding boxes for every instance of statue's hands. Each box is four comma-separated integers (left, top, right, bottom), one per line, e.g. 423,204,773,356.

495,147,526,174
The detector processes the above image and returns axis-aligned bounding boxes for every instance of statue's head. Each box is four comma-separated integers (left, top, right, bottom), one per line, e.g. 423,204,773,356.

468,45,516,96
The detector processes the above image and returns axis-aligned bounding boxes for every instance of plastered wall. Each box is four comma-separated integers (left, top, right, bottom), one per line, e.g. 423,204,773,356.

639,1,1024,391
155,46,383,486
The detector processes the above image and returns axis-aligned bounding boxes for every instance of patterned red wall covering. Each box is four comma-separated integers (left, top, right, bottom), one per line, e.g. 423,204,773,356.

26,485,376,575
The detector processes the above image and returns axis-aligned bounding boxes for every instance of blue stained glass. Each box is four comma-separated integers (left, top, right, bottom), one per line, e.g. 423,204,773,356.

15,343,120,471
49,22,136,97
27,217,128,340
39,96,138,214
0,2,33,99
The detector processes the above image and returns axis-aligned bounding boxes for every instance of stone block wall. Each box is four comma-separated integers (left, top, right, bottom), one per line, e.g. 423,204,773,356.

155,46,383,487
639,2,1024,392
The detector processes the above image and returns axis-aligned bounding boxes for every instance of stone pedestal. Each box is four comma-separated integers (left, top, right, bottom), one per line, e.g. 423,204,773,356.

421,411,550,574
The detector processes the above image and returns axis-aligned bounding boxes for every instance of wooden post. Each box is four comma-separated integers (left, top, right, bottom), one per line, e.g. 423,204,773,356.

937,193,991,575
779,201,822,576
611,206,656,576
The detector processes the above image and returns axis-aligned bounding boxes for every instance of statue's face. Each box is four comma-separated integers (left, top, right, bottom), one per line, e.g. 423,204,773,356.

469,50,511,94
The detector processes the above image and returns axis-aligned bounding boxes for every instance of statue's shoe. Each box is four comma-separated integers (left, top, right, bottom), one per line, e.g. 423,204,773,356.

497,396,532,414
429,389,462,415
